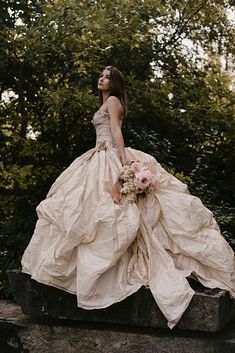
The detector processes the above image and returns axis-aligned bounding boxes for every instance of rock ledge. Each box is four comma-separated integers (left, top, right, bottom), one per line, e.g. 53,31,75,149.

7,269,235,332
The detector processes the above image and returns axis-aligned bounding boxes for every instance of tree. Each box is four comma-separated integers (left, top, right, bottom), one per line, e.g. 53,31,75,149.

1,0,235,298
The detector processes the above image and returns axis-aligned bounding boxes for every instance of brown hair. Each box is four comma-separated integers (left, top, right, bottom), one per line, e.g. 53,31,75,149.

99,66,127,118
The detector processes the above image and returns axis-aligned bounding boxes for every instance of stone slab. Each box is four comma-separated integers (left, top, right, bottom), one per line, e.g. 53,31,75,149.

7,269,235,332
1,300,235,353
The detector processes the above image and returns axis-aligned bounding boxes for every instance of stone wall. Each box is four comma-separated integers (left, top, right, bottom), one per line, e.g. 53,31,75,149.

7,271,235,332
1,301,235,353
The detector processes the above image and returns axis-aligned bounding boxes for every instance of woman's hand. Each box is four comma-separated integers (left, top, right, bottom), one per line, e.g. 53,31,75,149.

120,157,129,166
111,180,122,204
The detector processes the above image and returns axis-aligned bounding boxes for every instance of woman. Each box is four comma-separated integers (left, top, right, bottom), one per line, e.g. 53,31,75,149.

21,65,235,329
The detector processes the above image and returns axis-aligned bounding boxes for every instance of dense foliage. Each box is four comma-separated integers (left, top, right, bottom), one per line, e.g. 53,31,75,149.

1,0,235,298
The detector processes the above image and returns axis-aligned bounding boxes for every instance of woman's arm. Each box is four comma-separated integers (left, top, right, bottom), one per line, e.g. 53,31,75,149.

107,96,128,165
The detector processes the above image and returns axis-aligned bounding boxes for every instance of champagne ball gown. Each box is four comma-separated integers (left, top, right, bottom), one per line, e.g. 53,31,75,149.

21,108,235,329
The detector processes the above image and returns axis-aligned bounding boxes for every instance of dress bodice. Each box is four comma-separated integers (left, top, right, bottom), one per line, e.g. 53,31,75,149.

92,109,116,148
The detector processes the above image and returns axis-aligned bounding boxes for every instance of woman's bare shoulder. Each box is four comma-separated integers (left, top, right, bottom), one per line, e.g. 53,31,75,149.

107,96,123,113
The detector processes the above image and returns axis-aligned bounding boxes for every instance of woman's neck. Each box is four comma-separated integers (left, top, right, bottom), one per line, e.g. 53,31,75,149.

102,92,111,103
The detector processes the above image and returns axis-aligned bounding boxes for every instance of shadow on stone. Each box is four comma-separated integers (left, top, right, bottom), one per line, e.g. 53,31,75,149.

0,320,29,353
1,299,235,353
7,269,235,333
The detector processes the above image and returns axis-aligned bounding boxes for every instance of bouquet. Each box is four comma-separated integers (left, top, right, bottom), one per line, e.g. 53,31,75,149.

112,161,158,203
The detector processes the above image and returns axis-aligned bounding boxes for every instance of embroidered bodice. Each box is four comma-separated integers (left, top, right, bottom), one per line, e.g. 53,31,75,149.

92,109,116,148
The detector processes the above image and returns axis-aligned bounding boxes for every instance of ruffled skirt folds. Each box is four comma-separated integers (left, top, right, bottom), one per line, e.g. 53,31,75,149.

21,145,235,328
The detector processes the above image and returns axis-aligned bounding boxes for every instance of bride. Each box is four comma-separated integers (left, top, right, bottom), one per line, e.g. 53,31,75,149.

21,65,235,329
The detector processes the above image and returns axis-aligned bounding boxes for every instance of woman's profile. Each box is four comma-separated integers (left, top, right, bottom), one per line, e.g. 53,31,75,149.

21,65,235,329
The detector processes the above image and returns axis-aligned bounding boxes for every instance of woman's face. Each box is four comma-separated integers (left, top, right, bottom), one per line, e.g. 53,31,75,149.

98,69,112,92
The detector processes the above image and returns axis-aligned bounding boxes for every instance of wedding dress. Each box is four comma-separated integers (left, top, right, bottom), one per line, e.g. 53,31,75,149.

21,108,235,328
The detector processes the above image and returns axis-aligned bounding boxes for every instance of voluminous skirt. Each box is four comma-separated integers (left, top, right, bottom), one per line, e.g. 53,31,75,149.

21,144,235,328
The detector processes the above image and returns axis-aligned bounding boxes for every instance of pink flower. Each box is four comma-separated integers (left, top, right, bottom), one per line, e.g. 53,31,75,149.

134,170,152,189
117,162,158,201
130,162,142,173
